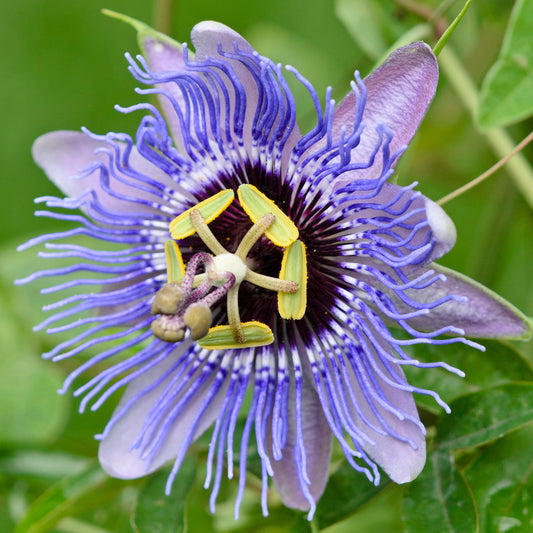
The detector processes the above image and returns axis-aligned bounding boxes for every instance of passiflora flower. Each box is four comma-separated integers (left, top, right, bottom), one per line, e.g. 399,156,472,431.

19,14,530,519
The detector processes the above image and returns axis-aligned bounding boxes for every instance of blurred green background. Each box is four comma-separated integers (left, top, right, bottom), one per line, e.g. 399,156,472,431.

1,0,532,532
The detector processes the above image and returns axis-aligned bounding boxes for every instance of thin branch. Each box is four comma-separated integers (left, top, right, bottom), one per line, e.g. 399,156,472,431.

438,131,533,205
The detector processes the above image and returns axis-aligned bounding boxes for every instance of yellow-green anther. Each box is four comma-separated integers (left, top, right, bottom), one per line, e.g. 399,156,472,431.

278,240,307,319
169,189,234,239
198,321,274,350
183,304,213,341
237,184,298,247
165,240,185,283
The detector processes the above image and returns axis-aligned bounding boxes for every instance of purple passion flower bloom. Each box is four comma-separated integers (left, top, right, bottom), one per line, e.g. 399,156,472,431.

20,17,531,519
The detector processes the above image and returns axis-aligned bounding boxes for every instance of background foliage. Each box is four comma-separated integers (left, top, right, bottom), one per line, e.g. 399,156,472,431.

1,0,532,531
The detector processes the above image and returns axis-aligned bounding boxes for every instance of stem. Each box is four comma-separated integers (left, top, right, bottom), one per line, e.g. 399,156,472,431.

438,47,533,209
310,517,321,533
153,0,174,35
433,0,472,56
438,131,533,205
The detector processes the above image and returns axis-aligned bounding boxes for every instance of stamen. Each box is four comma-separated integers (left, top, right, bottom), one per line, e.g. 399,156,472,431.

183,304,213,340
226,286,245,343
235,213,275,259
237,184,298,247
198,322,274,349
165,240,185,283
169,189,234,239
189,209,228,255
278,240,307,319
244,270,298,293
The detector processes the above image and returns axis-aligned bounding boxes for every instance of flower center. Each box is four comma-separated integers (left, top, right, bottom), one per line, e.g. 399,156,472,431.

212,254,247,285
150,186,308,349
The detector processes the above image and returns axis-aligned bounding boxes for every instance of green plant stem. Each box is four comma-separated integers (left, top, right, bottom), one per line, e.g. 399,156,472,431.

310,517,321,533
438,46,533,210
433,0,472,56
154,0,174,36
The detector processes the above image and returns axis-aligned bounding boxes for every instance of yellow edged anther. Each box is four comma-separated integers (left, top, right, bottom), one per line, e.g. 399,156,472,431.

278,240,307,320
169,189,234,240
237,184,298,247
164,240,185,283
198,321,274,349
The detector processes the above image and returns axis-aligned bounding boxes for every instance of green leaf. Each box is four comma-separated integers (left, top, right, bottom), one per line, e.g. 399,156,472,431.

0,451,90,480
14,463,114,533
133,458,197,533
335,0,388,60
403,340,533,414
0,277,68,445
466,424,533,532
478,0,533,128
436,383,533,450
314,463,391,529
403,452,478,533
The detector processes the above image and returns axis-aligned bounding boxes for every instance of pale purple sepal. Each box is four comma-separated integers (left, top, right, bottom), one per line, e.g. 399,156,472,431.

333,42,438,184
32,130,174,212
137,29,188,148
190,21,301,168
405,264,533,339
98,347,228,479
267,377,332,511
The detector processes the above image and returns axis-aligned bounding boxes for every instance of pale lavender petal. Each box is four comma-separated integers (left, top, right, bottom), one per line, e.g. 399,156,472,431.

333,42,438,183
190,21,302,164
267,377,332,511
403,264,532,339
32,130,175,212
346,361,426,483
191,21,254,59
98,348,228,479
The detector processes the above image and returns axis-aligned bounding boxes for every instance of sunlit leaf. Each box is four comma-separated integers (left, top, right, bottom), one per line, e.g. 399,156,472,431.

404,340,533,414
403,452,478,533
0,451,89,480
436,383,533,450
478,0,533,127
